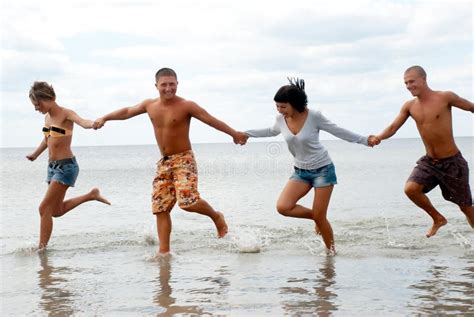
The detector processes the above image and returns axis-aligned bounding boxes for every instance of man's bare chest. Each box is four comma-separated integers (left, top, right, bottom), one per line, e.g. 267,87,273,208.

410,102,449,124
148,108,190,128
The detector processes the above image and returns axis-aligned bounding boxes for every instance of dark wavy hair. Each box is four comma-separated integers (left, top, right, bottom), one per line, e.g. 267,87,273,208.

273,77,308,113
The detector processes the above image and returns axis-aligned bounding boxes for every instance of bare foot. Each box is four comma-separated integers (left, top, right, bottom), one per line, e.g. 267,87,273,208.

326,247,336,256
156,250,172,258
426,218,448,237
90,188,111,205
214,211,228,238
36,245,47,253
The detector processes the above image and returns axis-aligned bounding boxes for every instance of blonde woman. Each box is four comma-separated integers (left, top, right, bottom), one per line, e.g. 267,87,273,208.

26,81,110,250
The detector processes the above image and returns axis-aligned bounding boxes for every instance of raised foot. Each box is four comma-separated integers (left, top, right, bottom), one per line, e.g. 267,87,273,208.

215,211,228,238
90,188,111,205
426,218,448,238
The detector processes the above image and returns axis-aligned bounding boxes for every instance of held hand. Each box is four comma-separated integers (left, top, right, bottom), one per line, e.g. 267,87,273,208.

233,131,249,145
93,118,106,130
367,135,381,147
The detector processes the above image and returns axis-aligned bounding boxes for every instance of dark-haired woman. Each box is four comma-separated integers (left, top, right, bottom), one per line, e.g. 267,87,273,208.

26,81,110,250
245,78,379,253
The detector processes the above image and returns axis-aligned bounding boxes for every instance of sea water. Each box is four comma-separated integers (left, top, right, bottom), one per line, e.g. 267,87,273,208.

1,138,473,315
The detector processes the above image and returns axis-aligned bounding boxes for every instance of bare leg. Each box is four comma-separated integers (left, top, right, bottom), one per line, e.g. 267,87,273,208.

156,212,172,254
38,182,69,249
460,205,474,228
54,187,111,217
312,185,335,253
404,181,447,237
38,184,111,249
181,199,228,238
276,180,321,234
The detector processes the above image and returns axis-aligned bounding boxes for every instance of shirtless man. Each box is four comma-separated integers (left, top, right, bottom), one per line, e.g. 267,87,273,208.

94,68,247,254
376,65,474,237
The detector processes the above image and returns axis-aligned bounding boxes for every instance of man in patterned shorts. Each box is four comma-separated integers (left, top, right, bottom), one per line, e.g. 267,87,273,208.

94,68,248,254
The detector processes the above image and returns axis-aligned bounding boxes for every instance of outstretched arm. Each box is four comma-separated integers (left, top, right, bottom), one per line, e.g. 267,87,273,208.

26,137,47,161
445,91,474,113
66,110,94,129
189,102,243,144
316,111,369,145
93,100,148,129
376,102,410,141
245,116,281,138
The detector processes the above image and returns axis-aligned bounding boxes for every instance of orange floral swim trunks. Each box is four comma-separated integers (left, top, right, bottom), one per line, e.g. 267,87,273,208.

152,150,201,214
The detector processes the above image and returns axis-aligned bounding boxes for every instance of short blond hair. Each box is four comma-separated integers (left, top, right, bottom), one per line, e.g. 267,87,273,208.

405,65,427,79
29,81,56,103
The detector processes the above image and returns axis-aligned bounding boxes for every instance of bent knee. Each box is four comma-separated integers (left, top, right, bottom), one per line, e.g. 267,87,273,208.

276,203,293,216
39,206,53,217
404,182,423,198
39,204,63,218
178,199,199,211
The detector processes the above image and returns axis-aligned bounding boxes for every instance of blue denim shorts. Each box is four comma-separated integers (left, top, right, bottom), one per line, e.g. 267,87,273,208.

290,163,337,188
46,157,79,187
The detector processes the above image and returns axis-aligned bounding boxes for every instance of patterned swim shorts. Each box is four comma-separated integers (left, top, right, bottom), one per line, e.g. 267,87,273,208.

152,150,201,214
407,151,472,206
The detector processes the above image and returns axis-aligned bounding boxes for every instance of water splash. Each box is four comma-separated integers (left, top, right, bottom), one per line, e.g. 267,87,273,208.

228,228,265,253
11,245,39,256
143,233,157,246
447,224,473,251
301,237,326,256
384,216,407,248
144,251,173,263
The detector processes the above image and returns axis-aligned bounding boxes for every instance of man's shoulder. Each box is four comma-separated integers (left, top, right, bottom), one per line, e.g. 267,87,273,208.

142,97,159,107
178,98,202,113
435,90,456,100
178,97,198,107
403,98,417,108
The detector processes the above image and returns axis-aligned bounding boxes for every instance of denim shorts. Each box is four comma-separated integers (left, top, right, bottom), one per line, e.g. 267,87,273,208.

290,163,337,188
46,157,79,187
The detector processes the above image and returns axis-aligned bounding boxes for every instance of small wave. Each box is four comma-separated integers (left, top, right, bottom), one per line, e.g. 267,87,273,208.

10,244,39,256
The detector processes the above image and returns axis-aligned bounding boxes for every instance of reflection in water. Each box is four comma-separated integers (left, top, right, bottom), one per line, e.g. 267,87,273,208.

37,252,75,316
153,256,231,316
408,260,474,315
280,256,338,315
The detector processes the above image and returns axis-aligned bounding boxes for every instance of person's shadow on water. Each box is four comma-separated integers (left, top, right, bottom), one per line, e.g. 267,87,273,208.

407,259,474,315
37,251,75,316
153,256,208,316
279,256,339,316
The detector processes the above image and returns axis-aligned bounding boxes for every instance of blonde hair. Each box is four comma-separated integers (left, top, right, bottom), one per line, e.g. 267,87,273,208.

29,81,56,103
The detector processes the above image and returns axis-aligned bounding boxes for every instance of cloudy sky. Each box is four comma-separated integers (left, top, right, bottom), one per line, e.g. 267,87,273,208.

1,0,472,148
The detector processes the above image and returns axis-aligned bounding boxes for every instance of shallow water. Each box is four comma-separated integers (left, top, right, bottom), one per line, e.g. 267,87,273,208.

1,138,473,315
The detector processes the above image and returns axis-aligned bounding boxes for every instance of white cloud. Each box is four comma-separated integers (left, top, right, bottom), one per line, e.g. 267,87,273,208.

1,0,472,148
